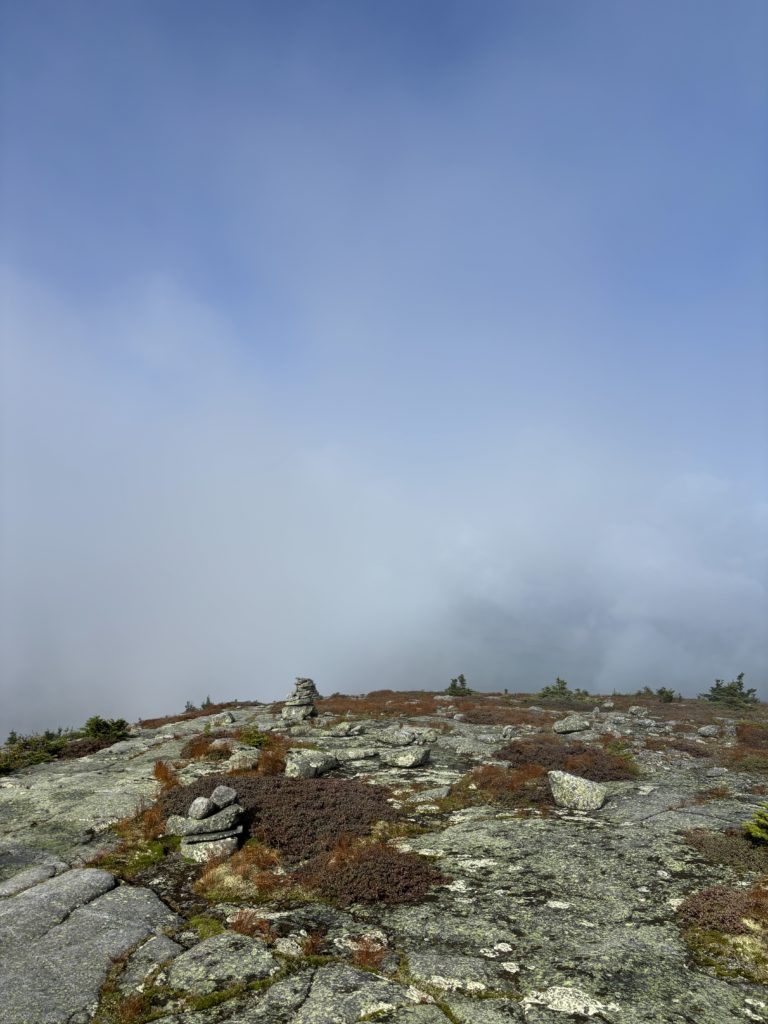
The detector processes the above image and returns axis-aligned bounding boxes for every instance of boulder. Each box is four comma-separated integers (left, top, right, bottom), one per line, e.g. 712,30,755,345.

187,796,216,820
698,725,720,738
165,804,243,837
382,747,431,769
284,751,339,779
553,715,591,734
210,784,238,808
548,771,607,811
180,836,239,863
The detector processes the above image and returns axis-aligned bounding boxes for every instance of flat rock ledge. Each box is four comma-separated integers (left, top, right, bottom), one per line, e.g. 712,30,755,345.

0,867,181,1024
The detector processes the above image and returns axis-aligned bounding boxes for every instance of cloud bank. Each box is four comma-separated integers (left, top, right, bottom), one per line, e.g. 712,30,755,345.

2,271,765,733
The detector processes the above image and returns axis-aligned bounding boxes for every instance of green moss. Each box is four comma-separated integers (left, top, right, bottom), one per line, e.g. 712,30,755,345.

95,838,174,881
187,914,225,939
188,984,246,1010
684,927,768,984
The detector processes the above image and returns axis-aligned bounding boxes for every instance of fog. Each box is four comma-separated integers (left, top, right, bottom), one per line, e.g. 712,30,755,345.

2,271,765,734
1,2,766,734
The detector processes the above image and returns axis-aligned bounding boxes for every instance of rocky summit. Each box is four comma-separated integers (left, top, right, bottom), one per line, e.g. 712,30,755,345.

1,689,767,1024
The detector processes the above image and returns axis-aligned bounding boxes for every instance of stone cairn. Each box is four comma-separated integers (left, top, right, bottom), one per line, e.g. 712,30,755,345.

281,677,320,722
166,784,244,863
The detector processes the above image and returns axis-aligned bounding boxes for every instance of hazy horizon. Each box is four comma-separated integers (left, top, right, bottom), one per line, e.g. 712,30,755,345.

2,1,767,735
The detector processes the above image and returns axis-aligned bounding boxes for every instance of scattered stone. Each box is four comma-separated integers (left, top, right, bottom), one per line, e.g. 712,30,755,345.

628,705,648,717
187,796,216,819
698,724,720,737
548,771,607,811
601,700,615,710
226,748,261,771
211,711,236,726
705,766,729,778
553,715,591,734
210,784,238,808
284,750,339,779
376,726,420,747
382,747,431,769
179,836,238,863
166,803,243,836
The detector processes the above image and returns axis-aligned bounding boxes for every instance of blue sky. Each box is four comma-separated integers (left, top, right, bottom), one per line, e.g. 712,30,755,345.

1,1,766,730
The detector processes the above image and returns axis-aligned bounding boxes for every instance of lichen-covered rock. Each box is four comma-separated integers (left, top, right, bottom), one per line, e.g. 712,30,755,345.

0,870,180,1024
210,784,238,808
552,715,591,734
284,750,339,778
698,725,720,737
179,835,239,862
165,931,280,995
522,985,621,1018
382,747,431,768
407,951,513,993
547,771,607,811
166,803,242,836
187,796,216,819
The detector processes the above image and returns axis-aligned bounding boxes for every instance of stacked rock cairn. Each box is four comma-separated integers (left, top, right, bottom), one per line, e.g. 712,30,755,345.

166,785,244,863
281,676,320,722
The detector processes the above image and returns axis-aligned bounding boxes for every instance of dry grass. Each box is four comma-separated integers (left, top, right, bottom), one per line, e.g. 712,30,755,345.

350,935,387,971
300,930,328,956
229,910,278,943
179,733,231,761
255,735,291,775
152,760,180,789
693,786,732,804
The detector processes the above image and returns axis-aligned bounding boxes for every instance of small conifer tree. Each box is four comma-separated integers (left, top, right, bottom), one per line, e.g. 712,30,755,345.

744,802,768,844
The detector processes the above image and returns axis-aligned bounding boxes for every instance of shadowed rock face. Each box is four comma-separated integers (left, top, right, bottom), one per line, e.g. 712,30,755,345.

1,696,767,1023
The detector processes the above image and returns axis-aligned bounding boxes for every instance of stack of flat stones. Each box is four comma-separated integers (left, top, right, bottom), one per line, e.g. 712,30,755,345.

281,677,320,722
166,785,244,863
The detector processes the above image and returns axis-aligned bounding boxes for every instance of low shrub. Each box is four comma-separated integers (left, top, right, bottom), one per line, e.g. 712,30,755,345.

536,677,593,704
296,837,445,906
683,828,768,873
645,737,710,758
153,760,180,789
159,775,398,862
232,726,270,748
744,803,768,844
229,910,278,942
464,763,554,812
494,736,638,780
737,724,768,749
676,883,768,934
83,716,130,741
